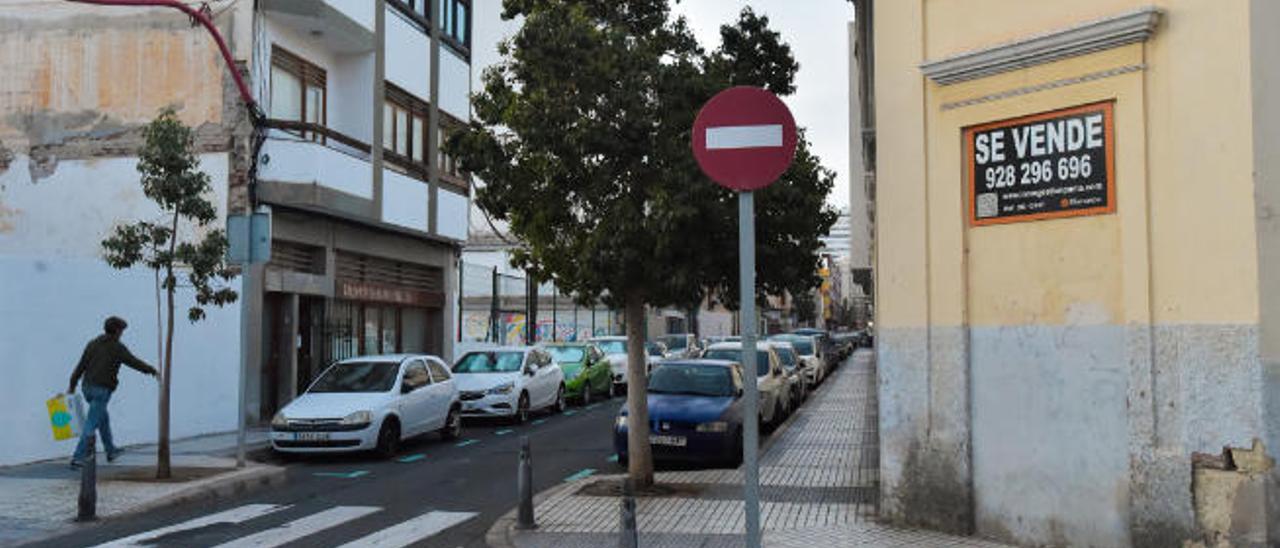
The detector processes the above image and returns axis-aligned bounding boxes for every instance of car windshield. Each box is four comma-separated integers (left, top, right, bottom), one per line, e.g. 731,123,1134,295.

702,349,771,376
546,346,586,363
309,361,400,393
773,336,814,356
660,336,687,350
775,348,798,370
595,340,626,354
648,364,734,397
453,352,525,373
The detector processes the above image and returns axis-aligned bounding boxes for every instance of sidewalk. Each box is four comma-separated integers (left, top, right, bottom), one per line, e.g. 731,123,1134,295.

0,429,283,547
490,350,1014,548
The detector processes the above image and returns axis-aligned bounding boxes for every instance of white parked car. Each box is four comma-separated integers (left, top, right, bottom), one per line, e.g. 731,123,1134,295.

590,336,659,390
270,354,461,457
452,347,566,424
701,342,791,427
768,334,825,385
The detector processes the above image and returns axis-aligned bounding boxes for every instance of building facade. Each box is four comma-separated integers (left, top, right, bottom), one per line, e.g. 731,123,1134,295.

868,1,1278,546
0,0,471,465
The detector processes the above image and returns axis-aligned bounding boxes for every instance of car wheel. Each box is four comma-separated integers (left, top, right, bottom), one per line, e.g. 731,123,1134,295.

375,418,400,458
514,392,530,424
440,407,461,440
553,385,566,413
581,383,592,406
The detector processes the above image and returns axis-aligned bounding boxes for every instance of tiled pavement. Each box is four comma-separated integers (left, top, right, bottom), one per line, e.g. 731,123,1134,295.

500,349,1015,548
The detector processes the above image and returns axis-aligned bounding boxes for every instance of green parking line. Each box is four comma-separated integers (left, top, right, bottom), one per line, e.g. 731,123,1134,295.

531,418,547,425
563,468,596,482
455,439,480,447
397,454,426,463
563,410,577,416
606,454,618,463
494,429,514,436
585,403,600,410
314,470,369,479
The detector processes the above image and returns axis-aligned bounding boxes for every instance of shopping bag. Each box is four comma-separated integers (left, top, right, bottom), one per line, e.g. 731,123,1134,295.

46,393,81,441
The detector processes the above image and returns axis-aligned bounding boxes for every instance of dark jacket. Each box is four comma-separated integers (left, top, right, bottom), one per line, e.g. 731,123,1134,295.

69,334,156,391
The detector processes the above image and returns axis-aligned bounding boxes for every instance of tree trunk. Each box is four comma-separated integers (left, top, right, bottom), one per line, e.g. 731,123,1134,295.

157,213,178,479
624,293,654,489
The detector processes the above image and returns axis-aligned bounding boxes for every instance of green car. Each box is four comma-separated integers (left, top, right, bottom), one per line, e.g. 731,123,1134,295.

544,343,614,405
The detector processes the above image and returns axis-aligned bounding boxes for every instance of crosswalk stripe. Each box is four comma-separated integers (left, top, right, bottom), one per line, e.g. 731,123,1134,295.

334,510,477,547
210,506,380,548
92,504,287,547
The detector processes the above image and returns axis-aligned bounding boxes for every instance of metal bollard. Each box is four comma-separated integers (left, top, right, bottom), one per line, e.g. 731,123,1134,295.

515,436,536,530
619,478,638,548
77,434,97,522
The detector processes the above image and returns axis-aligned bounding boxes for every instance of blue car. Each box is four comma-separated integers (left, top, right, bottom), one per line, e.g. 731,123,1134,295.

613,360,746,467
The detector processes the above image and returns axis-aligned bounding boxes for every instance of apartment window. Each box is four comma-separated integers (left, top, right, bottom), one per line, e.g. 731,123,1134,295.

270,46,326,132
437,121,463,179
384,85,430,169
439,0,470,51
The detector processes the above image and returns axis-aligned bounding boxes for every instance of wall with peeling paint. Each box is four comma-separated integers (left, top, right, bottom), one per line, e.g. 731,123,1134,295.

0,153,239,466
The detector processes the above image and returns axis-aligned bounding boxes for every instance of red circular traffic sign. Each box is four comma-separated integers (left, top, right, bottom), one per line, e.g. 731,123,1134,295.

692,86,798,192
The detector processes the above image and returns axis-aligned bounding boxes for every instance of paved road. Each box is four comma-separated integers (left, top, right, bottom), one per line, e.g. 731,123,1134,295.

29,398,625,548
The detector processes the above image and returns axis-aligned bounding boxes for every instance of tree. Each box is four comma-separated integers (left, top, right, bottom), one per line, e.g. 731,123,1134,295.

449,1,836,488
102,109,237,479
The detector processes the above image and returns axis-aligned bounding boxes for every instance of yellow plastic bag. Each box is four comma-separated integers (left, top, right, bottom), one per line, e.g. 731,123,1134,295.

47,393,80,441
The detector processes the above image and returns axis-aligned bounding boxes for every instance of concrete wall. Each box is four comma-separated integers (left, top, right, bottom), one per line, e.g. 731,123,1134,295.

874,1,1269,545
382,167,429,230
439,49,470,122
437,188,469,241
258,134,375,199
386,9,430,100
0,154,239,466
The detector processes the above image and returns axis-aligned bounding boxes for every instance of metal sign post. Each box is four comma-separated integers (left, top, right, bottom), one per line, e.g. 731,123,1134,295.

228,208,271,468
692,86,797,548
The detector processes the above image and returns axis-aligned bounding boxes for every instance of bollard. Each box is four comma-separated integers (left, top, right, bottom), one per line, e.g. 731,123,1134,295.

619,478,638,548
77,434,97,521
515,436,536,530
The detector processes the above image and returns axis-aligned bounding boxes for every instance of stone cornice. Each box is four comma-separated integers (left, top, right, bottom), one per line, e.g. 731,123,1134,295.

921,6,1161,85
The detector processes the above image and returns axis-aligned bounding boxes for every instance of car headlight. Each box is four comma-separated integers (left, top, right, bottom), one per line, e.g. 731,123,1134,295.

488,382,516,395
271,412,288,428
341,410,373,426
696,421,729,433
615,415,628,429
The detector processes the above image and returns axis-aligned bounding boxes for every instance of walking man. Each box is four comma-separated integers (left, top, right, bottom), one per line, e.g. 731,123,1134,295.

68,316,158,468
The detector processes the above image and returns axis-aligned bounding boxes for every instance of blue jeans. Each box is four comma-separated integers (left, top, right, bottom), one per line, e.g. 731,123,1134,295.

72,383,116,462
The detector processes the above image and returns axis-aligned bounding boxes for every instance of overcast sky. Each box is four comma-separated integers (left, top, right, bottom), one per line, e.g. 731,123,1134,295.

471,1,855,210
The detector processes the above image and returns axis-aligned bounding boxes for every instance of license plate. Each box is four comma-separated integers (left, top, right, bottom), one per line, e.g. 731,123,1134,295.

649,435,686,447
294,432,330,442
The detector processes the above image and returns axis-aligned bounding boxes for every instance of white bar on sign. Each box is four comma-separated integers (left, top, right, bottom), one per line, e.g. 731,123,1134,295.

335,510,477,547
706,124,783,149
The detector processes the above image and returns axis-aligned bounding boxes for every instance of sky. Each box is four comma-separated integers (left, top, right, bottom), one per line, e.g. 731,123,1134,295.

470,1,856,210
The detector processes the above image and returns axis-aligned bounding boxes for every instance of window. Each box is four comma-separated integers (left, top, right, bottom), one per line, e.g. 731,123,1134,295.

439,0,470,51
438,123,465,179
384,85,430,169
402,361,431,390
270,46,326,137
427,359,451,382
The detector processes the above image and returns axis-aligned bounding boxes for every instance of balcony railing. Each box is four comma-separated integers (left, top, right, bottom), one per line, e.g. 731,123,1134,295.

262,119,468,195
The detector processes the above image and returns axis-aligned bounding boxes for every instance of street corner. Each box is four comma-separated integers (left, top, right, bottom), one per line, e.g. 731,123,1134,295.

486,472,626,548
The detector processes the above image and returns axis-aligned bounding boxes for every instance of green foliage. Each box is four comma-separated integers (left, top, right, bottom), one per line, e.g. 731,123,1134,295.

101,108,237,322
449,0,837,311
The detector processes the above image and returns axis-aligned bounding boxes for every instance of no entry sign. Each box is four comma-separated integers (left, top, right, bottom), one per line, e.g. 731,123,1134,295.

693,86,798,191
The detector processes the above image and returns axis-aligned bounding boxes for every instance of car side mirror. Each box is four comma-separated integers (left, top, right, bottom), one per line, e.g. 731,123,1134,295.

401,382,414,394
524,366,536,376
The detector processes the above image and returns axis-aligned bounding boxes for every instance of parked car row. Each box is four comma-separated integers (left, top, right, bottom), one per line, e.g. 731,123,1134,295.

613,328,850,466
267,327,866,461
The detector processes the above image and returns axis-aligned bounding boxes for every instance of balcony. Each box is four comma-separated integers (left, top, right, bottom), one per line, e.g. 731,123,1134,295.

256,120,469,241
261,0,375,54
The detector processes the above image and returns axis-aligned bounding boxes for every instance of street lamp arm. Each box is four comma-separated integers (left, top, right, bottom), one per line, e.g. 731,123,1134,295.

65,0,263,124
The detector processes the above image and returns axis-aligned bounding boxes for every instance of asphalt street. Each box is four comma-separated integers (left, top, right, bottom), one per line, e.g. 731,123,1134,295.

30,397,626,548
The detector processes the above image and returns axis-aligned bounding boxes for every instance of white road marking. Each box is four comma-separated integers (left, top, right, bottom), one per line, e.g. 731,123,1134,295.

92,504,287,547
209,505,380,548
334,510,477,547
705,124,783,149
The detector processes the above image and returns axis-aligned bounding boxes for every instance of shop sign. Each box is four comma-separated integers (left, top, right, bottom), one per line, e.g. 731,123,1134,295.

337,279,442,308
966,101,1115,226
